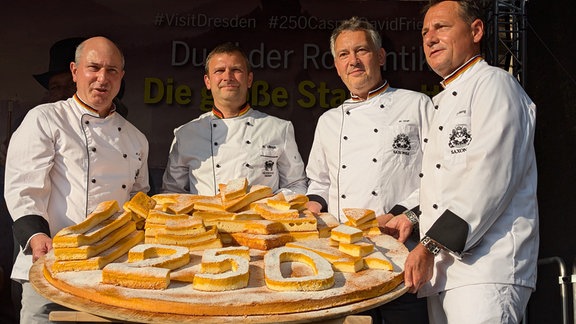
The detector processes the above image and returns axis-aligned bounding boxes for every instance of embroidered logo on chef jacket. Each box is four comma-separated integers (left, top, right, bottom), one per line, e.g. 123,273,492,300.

449,124,471,154
392,133,412,155
265,160,274,171
261,144,279,178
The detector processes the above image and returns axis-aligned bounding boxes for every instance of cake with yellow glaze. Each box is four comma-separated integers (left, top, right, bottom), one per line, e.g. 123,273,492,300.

40,190,408,317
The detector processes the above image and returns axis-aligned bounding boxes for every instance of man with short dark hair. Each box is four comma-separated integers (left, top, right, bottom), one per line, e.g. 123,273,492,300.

162,42,307,195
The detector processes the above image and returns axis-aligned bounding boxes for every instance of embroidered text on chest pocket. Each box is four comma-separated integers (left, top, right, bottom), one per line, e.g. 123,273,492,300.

252,144,280,178
391,125,420,166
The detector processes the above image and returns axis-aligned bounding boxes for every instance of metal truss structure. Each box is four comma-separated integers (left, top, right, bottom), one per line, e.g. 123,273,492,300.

484,0,528,86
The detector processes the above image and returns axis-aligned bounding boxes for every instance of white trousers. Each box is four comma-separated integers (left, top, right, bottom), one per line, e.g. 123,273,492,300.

427,283,532,324
20,281,70,324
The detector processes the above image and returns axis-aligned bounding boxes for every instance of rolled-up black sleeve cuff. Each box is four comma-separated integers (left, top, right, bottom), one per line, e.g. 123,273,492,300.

388,204,406,216
425,209,468,254
306,194,328,212
389,205,420,217
13,215,51,249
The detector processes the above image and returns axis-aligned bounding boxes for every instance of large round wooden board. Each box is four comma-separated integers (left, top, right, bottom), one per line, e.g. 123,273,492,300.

32,234,408,323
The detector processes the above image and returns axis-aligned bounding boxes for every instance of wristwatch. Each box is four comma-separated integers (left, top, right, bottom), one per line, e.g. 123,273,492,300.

404,210,419,225
420,236,442,256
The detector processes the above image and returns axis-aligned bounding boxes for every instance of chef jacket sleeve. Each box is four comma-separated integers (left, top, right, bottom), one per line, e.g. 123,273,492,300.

393,188,420,216
305,118,330,207
4,108,55,245
426,71,536,255
161,131,190,193
276,121,308,194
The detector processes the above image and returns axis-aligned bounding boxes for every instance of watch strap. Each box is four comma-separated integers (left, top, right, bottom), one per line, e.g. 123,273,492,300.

404,210,419,225
420,236,442,256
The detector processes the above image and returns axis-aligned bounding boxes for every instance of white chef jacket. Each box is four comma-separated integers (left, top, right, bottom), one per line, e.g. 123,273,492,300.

162,105,307,195
418,57,539,297
5,95,149,281
306,82,433,222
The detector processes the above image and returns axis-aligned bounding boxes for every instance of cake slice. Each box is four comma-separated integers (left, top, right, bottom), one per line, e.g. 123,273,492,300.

151,193,203,214
315,212,340,238
286,238,363,273
338,238,375,257
124,192,157,221
219,177,248,201
53,211,132,248
252,203,300,220
146,210,191,224
193,196,226,212
331,224,363,244
56,200,119,236
363,250,394,271
342,208,376,227
223,185,274,212
229,232,293,250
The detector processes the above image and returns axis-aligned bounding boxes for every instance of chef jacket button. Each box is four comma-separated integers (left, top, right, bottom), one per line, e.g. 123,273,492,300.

452,91,457,96
138,157,141,161
213,123,217,127
380,104,385,108
118,127,122,131
91,147,96,152
85,120,90,125
214,142,218,146
216,164,221,168
372,158,377,162
245,163,251,168
246,140,251,144
439,126,443,131
419,173,423,178
246,121,252,126
91,179,96,183
341,194,346,199
122,184,126,189
123,154,127,158
436,164,441,169
433,204,438,209
346,111,351,115
342,165,347,169
371,191,377,196
374,128,378,133
434,105,439,110
424,138,428,143
343,136,348,140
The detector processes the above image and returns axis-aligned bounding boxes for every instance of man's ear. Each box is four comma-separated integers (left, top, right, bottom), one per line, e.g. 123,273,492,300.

378,48,386,66
471,18,484,44
204,74,211,90
247,72,254,88
70,62,77,82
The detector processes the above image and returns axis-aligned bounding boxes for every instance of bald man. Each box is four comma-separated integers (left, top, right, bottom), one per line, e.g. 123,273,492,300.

4,36,149,323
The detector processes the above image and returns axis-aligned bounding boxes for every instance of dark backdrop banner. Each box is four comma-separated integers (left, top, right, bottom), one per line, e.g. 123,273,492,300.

0,0,437,168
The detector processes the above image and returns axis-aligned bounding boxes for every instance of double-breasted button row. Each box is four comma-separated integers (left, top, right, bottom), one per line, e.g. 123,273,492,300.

341,156,380,169
340,191,379,198
90,177,128,189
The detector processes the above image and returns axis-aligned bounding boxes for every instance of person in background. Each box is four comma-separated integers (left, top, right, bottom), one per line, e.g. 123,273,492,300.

162,42,307,195
4,36,149,323
384,1,538,323
33,37,87,103
305,16,433,323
